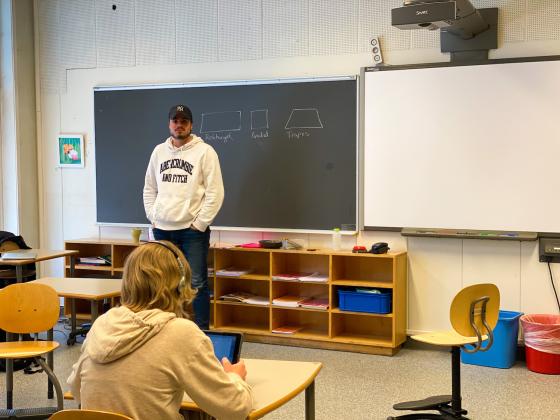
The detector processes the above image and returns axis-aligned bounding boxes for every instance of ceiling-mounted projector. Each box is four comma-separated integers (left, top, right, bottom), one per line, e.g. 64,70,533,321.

392,0,489,40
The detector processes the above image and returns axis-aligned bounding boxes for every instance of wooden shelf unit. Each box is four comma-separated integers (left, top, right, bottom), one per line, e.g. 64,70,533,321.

65,239,216,325
212,247,407,356
64,239,137,319
65,239,138,277
65,240,407,355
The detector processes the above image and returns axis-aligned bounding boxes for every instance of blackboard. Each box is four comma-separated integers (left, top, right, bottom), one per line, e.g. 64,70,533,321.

94,77,357,231
362,56,560,233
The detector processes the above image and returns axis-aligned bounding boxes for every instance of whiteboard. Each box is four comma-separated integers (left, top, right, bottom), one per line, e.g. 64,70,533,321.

363,58,560,233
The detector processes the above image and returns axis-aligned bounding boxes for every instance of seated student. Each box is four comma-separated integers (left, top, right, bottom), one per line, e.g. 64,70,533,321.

68,241,253,420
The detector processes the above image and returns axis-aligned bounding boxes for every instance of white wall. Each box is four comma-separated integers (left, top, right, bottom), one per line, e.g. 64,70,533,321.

30,0,560,332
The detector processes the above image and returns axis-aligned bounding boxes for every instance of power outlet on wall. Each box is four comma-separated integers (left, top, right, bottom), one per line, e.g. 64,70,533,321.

539,236,560,263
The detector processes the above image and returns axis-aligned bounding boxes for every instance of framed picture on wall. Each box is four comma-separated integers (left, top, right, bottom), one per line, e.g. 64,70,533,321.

58,134,84,168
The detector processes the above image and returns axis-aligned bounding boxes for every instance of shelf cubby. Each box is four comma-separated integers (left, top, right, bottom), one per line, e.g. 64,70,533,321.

331,312,393,347
271,281,328,302
214,249,269,278
215,277,269,301
331,254,393,286
214,303,269,332
65,242,112,266
271,252,329,279
112,245,137,270
271,307,329,338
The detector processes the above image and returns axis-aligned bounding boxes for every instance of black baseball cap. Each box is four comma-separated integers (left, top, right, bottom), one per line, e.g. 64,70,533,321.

168,104,193,121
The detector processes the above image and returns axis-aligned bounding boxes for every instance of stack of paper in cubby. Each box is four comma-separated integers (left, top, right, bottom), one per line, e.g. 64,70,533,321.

272,272,328,282
272,295,306,307
271,273,307,281
219,292,268,306
215,267,252,277
298,273,328,282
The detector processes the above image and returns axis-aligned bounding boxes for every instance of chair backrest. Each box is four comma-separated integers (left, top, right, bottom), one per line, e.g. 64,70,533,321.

0,283,60,334
49,409,134,420
450,283,500,351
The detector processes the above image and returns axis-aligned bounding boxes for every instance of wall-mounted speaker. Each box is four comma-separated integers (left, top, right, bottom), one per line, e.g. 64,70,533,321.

370,37,383,65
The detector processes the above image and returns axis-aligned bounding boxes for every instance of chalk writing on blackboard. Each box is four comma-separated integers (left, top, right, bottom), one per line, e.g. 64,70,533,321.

205,132,234,142
285,108,323,129
286,131,311,140
201,111,242,133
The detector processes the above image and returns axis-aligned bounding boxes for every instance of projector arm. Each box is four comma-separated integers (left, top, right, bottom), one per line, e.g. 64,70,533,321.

443,0,489,39
400,0,489,39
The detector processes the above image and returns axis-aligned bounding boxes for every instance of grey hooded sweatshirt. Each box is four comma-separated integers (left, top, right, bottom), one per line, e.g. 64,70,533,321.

68,306,252,420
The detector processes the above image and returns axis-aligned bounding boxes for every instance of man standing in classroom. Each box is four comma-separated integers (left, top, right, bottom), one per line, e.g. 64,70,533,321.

143,104,224,330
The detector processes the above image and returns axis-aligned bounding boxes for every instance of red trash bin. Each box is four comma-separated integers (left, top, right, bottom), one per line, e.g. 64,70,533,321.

520,314,560,374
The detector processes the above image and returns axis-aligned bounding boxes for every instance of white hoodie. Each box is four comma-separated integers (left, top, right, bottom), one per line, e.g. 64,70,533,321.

143,135,224,231
67,306,252,420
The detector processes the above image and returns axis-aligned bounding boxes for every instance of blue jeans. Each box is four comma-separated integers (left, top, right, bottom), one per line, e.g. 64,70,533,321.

153,227,210,330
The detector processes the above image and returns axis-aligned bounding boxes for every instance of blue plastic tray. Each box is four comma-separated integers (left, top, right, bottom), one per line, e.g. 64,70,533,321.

338,289,392,314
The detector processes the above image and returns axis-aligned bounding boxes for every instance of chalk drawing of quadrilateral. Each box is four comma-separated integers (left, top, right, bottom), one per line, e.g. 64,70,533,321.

251,109,268,130
285,108,323,129
251,109,269,130
200,111,242,133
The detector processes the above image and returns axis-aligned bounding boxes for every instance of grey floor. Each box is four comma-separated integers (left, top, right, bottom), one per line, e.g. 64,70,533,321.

1,322,559,420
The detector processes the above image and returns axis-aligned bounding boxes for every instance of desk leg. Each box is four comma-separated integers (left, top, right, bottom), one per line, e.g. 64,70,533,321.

47,328,54,399
69,255,75,277
91,300,99,323
16,265,23,283
305,380,315,420
71,298,77,333
6,332,14,409
67,298,78,345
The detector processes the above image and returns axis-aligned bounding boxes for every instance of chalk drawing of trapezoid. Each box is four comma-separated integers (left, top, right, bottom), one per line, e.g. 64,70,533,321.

200,111,242,133
250,109,269,130
285,108,323,129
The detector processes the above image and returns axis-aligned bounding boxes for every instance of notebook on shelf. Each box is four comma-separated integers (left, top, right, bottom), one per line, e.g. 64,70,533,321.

298,297,329,310
272,325,302,334
272,295,306,307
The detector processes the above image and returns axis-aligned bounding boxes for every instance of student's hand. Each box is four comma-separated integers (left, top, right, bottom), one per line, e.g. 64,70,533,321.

222,357,247,381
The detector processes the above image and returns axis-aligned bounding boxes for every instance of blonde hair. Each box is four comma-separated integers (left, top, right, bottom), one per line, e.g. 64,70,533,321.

121,241,196,317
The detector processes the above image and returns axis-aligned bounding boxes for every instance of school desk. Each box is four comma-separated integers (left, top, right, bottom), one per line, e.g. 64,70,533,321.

64,359,322,419
30,277,122,344
182,358,322,419
0,249,79,283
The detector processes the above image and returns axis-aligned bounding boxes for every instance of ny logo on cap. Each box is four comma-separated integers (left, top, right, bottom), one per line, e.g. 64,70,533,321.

177,106,184,111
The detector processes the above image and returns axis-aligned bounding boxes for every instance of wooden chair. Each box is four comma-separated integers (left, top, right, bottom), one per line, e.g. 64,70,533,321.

49,409,134,419
0,283,64,419
388,283,500,420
